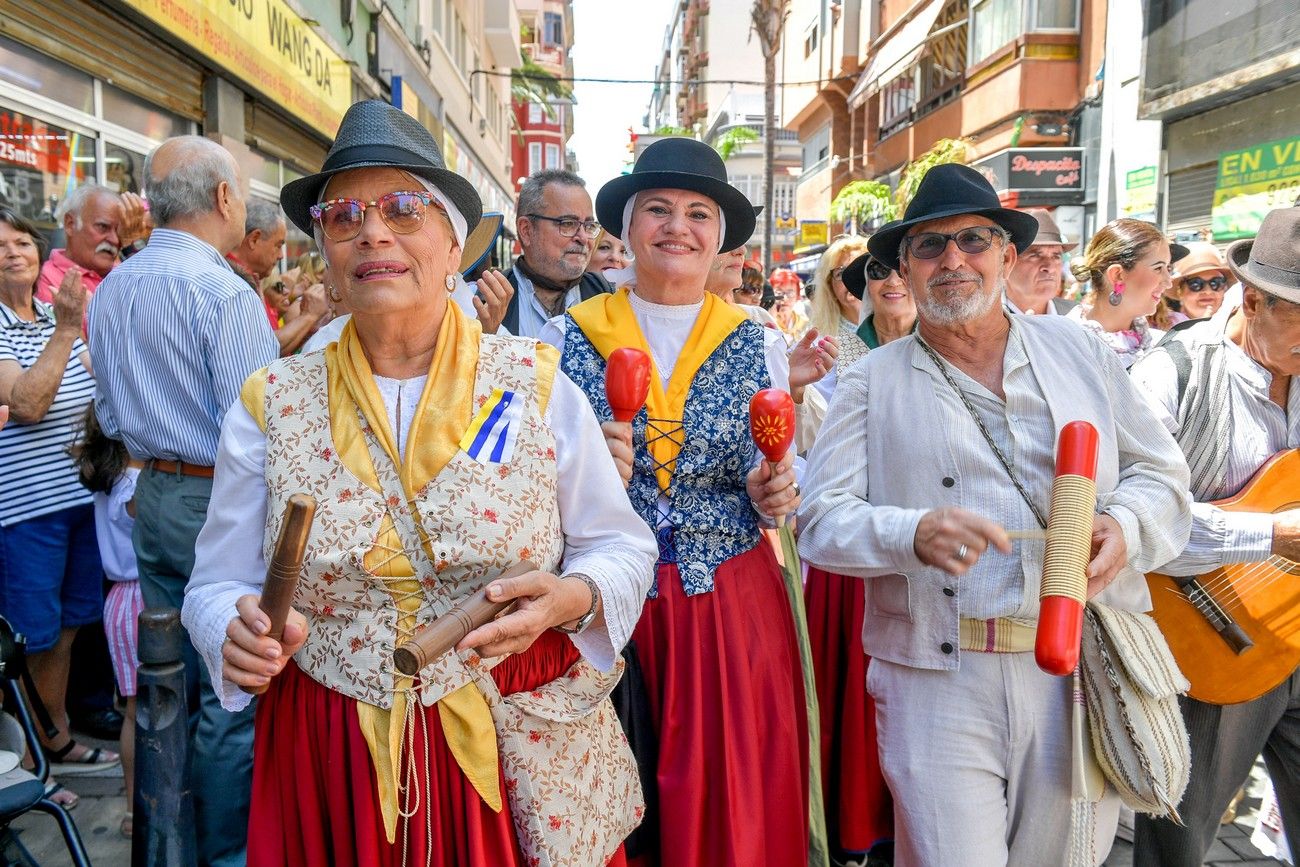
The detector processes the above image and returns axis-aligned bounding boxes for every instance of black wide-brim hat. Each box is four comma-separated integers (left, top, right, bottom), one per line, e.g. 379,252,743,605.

866,163,1040,272
596,137,756,253
842,252,880,300
281,99,482,237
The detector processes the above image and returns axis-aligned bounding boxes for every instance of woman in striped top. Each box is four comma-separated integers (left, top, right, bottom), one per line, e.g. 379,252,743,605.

0,208,118,804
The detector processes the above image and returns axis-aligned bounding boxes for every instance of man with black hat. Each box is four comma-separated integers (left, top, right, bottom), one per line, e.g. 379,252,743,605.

1004,208,1078,316
504,169,611,337
798,163,1191,865
1129,206,1300,866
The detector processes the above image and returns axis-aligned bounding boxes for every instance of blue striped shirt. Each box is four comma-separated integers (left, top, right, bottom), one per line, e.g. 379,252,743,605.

87,229,278,465
0,299,96,526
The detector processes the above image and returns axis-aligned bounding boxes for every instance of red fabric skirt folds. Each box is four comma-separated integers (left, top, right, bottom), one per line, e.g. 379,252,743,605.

804,566,893,854
629,542,810,867
247,629,627,867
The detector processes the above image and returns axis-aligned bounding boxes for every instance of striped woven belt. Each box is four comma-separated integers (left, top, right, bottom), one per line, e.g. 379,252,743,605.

958,617,1037,653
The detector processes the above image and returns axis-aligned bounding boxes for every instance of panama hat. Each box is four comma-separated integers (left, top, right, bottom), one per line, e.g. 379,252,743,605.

281,100,482,237
596,137,756,252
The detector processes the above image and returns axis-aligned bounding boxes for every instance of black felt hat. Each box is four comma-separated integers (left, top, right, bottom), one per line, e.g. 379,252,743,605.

596,137,756,252
1226,206,1300,304
841,252,890,300
280,100,482,237
866,164,1040,271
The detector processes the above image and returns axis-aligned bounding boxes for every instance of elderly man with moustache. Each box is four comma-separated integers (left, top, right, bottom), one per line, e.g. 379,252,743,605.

89,135,277,867
1004,208,1078,316
37,183,146,307
797,164,1192,866
504,169,611,337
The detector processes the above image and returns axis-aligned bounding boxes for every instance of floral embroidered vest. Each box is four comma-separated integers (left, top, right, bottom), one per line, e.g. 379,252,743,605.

560,317,769,596
259,334,564,709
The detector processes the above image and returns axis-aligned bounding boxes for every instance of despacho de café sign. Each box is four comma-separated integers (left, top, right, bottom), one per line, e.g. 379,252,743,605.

973,148,1084,196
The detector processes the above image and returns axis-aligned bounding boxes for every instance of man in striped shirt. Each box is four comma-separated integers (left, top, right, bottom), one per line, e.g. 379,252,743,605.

1130,206,1300,865
88,135,277,867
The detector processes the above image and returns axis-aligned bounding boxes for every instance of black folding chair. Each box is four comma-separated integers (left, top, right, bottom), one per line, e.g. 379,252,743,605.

0,616,92,867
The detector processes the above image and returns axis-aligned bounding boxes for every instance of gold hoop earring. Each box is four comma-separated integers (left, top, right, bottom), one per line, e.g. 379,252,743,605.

328,285,341,303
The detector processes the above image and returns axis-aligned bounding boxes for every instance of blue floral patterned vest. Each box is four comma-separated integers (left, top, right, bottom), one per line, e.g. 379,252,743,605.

560,316,771,596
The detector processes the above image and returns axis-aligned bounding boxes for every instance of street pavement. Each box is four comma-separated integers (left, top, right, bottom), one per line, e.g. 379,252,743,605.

0,735,1287,865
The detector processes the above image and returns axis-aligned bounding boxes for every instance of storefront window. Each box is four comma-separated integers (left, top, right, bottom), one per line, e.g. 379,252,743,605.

102,84,189,140
103,144,145,195
0,107,96,229
0,36,94,115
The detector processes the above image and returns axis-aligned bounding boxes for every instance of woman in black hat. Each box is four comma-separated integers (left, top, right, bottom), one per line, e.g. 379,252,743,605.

183,100,656,867
540,136,834,867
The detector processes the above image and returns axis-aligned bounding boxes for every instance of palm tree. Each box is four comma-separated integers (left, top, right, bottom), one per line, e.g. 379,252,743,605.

510,56,574,123
750,0,789,273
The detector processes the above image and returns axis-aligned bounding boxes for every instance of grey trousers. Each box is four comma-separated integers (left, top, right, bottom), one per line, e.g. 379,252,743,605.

1133,669,1300,866
868,653,1120,867
133,467,255,867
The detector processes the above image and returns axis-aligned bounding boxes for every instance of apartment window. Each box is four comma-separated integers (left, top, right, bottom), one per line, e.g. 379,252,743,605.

1031,0,1079,29
880,72,918,136
970,0,1023,65
801,124,831,171
529,143,543,176
803,20,819,58
543,12,563,46
432,0,444,38
528,103,543,124
545,144,561,170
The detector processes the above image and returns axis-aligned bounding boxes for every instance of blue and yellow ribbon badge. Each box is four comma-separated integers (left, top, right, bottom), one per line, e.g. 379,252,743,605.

459,388,522,464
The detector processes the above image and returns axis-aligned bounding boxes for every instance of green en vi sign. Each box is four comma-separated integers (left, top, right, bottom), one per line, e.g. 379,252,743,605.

1211,135,1300,241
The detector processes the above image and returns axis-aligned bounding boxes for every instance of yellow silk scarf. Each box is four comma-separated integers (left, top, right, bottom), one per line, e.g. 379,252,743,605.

567,287,746,492
242,305,559,841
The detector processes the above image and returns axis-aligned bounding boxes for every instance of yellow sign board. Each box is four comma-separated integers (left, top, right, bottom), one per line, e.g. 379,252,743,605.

1212,135,1300,241
120,0,351,138
798,220,828,248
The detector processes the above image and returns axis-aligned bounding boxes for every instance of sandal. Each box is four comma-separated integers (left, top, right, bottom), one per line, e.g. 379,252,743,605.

120,810,133,839
43,780,79,811
41,738,120,775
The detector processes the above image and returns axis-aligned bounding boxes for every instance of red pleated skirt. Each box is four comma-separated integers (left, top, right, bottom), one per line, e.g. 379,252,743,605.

247,629,628,867
629,542,810,867
804,567,893,855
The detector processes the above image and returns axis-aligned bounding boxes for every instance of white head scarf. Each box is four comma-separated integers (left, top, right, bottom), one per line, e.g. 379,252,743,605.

619,191,728,258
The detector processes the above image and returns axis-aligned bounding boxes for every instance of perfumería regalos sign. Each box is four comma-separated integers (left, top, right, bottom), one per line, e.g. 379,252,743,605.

1212,136,1300,241
121,0,351,138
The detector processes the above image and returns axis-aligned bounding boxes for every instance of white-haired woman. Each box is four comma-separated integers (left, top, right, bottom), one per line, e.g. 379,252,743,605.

541,137,835,866
183,100,656,867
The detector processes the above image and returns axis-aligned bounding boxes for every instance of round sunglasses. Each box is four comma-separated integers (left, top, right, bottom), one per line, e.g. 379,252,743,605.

309,191,443,242
1182,275,1228,293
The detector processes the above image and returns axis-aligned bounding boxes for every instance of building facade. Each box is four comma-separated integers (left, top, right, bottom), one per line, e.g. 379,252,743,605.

781,0,1106,250
1140,0,1299,244
0,0,520,262
510,0,577,190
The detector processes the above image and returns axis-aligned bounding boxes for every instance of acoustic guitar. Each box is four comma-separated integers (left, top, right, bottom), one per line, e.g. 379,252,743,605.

1147,449,1300,705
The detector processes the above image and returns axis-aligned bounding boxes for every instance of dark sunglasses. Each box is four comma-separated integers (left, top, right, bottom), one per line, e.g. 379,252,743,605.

526,214,602,239
309,191,441,242
903,226,1006,260
1182,275,1228,293
865,258,892,281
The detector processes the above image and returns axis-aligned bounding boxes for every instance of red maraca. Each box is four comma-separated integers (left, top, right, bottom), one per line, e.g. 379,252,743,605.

606,348,652,422
1035,421,1100,676
749,388,797,527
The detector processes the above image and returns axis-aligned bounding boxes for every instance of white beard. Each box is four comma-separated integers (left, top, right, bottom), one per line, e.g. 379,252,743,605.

918,273,1002,325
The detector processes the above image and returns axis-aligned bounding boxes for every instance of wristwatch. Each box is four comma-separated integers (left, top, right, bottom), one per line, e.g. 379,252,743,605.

553,573,600,635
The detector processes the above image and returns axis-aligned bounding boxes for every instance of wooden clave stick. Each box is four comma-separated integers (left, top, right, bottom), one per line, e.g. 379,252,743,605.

393,561,540,676
244,494,317,696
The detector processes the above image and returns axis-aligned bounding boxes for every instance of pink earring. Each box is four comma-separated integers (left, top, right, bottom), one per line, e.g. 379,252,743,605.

1108,281,1125,307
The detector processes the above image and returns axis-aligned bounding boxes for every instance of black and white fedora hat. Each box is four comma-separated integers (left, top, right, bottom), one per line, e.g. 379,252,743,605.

866,163,1040,271
281,99,482,237
596,137,756,252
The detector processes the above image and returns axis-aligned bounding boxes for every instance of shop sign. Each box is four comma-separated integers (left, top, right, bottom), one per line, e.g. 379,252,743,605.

1211,135,1300,242
1122,166,1157,220
120,0,351,138
0,108,94,226
974,148,1084,193
798,220,828,248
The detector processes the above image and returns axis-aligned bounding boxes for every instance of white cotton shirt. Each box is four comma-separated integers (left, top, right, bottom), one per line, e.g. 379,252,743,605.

182,364,658,713
94,467,140,583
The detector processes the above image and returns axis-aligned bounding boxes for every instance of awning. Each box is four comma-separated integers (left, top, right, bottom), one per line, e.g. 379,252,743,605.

847,0,947,109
